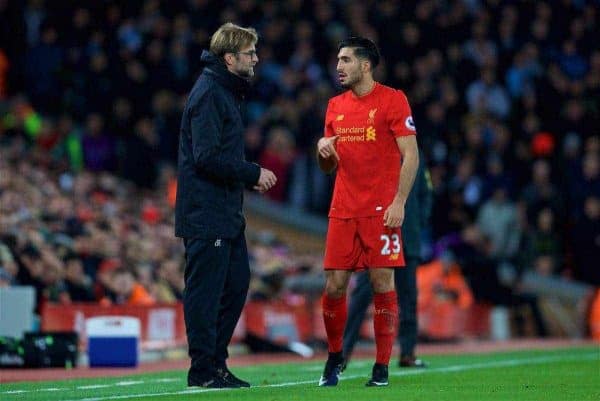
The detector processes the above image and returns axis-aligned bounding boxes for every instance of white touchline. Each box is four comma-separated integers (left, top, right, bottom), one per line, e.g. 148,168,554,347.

1,379,181,395
1,352,597,400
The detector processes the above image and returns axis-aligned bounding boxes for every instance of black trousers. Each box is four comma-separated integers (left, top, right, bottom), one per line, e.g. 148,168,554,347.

343,256,419,359
183,230,250,373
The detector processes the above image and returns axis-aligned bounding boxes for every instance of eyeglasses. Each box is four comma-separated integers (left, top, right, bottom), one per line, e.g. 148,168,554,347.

237,50,257,57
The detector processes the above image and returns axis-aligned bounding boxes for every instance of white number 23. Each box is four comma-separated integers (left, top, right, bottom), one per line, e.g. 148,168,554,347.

380,234,401,255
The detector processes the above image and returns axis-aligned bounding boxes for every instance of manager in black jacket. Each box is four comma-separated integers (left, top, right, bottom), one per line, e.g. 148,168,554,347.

342,150,432,368
175,23,276,389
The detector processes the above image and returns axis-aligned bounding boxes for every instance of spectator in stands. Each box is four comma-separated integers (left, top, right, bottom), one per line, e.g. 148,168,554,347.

521,159,563,223
520,207,563,276
155,259,184,303
16,245,46,309
476,185,521,261
119,117,158,189
63,253,95,302
0,241,19,284
40,254,69,304
81,113,116,172
258,126,296,202
0,242,18,286
93,257,119,301
571,151,600,217
134,262,158,301
415,254,474,340
102,267,155,306
24,24,62,114
419,255,474,309
466,68,510,119
571,196,600,286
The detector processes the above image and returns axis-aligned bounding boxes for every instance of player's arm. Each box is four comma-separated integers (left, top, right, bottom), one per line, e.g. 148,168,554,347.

383,135,419,228
316,136,339,173
316,100,339,173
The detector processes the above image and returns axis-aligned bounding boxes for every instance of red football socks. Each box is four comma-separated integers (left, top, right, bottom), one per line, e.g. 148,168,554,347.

373,290,398,365
322,293,347,353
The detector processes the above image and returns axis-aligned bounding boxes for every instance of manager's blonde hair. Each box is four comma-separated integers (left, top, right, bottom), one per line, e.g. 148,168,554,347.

210,22,258,58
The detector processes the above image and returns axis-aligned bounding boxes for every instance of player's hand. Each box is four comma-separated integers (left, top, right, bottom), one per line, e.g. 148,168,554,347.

383,200,405,228
254,168,277,193
317,136,340,161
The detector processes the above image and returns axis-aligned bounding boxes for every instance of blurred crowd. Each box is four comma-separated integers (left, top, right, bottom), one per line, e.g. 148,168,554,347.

0,142,317,308
1,0,599,335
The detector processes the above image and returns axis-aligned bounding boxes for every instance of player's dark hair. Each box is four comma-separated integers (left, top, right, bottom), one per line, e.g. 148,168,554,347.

338,36,380,69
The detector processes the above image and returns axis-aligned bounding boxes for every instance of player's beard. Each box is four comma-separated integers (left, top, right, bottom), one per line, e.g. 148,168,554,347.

339,69,362,89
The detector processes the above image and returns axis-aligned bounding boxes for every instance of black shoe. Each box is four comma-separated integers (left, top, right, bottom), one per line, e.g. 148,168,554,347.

188,369,240,388
216,366,251,387
318,352,344,386
340,356,349,373
399,355,427,368
365,363,389,387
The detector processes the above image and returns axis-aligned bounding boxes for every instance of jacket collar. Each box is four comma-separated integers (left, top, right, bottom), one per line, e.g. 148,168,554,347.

200,50,250,97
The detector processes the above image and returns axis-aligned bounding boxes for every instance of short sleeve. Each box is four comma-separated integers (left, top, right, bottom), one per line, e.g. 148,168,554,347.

388,90,417,137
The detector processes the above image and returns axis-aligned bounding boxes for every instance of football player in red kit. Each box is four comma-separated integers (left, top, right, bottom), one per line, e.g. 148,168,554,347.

316,37,419,387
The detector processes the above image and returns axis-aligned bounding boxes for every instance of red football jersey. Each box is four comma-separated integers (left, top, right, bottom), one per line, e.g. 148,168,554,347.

324,83,416,218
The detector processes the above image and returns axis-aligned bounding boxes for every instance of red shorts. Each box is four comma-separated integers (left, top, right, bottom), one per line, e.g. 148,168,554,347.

323,216,406,270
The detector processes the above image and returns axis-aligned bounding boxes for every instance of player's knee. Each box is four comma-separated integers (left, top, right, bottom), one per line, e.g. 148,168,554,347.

325,281,347,298
371,279,394,294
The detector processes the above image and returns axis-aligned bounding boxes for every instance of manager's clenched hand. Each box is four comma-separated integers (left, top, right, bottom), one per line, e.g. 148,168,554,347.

253,168,277,193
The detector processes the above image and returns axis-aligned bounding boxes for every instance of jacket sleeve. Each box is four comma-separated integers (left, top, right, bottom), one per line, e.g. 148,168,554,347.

190,89,261,186
417,153,433,228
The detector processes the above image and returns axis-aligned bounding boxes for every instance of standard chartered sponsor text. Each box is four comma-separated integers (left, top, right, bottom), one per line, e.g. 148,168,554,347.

336,126,365,134
336,126,366,142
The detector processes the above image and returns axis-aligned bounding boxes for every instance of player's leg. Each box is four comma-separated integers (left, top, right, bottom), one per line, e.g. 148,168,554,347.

319,269,352,386
342,271,373,370
360,217,404,386
366,267,398,386
319,218,359,386
323,269,353,354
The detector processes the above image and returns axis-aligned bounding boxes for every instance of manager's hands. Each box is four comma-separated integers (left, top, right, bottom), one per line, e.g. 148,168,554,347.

254,168,277,193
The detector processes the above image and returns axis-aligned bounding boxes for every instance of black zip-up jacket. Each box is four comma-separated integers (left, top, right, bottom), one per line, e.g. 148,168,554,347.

175,51,260,239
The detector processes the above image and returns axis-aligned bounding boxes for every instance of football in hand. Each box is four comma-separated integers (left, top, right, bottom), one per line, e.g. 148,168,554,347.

318,155,338,174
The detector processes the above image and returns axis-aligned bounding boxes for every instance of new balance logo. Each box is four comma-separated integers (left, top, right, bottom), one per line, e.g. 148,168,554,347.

214,239,222,247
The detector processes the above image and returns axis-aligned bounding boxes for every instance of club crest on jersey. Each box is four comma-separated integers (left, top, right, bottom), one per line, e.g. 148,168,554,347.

336,114,344,121
405,116,416,131
366,126,377,141
367,108,377,124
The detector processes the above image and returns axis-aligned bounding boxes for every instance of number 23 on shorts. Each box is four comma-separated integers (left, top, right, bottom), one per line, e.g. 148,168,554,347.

380,233,401,255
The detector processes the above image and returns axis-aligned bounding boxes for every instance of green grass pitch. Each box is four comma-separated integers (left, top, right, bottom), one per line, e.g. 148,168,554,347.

1,346,598,401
